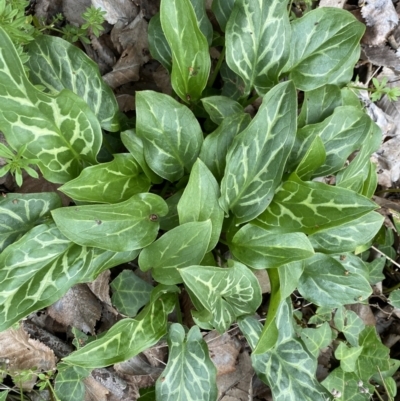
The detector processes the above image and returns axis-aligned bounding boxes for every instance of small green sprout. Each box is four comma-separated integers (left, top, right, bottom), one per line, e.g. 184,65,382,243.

0,143,40,186
370,77,400,102
81,6,106,37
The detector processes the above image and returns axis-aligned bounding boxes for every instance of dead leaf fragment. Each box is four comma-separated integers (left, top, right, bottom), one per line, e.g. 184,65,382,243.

47,284,102,334
0,325,56,390
91,0,139,24
88,270,111,305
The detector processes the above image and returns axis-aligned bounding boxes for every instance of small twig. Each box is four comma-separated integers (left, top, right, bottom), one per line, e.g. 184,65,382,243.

371,245,400,271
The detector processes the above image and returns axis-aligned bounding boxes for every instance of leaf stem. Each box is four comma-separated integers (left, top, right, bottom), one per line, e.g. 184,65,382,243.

208,46,225,88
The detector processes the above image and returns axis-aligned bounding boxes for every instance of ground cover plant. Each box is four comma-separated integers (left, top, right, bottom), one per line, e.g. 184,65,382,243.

0,0,399,400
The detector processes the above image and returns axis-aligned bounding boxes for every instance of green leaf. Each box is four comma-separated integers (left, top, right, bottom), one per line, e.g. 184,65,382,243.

200,96,244,125
356,326,390,379
278,261,304,299
139,220,212,285
332,253,370,283
189,0,213,46
0,27,102,184
220,61,246,100
63,288,178,368
178,159,224,251
160,0,210,102
26,35,120,132
239,302,331,401
110,270,153,317
52,193,168,252
289,107,372,176
0,392,7,401
199,112,251,181
361,160,378,199
322,367,371,401
389,289,400,308
181,260,261,333
308,212,384,254
367,257,385,285
220,81,297,224
120,129,162,184
59,154,151,203
159,190,183,231
300,322,332,358
254,177,378,235
333,307,365,348
335,343,363,372
148,13,172,73
294,136,326,181
298,84,342,128
231,224,314,269
298,254,372,307
156,324,217,401
211,0,234,31
136,90,203,182
54,365,90,401
0,192,61,252
225,0,290,96
286,8,365,91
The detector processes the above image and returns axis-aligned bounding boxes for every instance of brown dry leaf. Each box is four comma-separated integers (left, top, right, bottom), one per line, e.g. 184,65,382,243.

205,331,241,376
91,368,132,400
47,284,102,334
346,303,377,326
217,351,254,401
34,0,63,25
114,354,164,376
88,270,111,305
116,93,135,112
375,135,400,186
103,14,150,89
361,0,399,46
62,0,91,27
361,45,400,71
140,0,160,19
153,65,173,95
253,270,271,294
0,325,56,390
84,376,109,401
92,0,139,24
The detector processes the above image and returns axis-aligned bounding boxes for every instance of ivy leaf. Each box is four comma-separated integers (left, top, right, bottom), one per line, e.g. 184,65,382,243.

239,301,331,401
156,324,217,401
59,154,151,203
63,288,178,368
160,0,210,102
220,81,297,224
0,27,102,183
0,192,61,252
52,193,168,252
389,289,400,308
335,343,363,373
181,260,261,333
139,220,212,285
178,159,224,251
298,254,372,307
200,96,244,125
26,35,120,132
136,90,203,182
54,364,90,401
110,270,153,317
231,224,314,269
286,8,365,91
225,0,290,96
255,177,378,235
300,322,332,358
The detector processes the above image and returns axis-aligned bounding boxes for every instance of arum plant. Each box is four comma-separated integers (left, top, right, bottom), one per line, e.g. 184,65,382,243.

0,0,396,400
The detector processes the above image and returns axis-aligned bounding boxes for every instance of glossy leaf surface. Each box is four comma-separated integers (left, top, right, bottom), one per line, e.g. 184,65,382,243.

136,90,203,182
225,0,290,95
200,96,244,125
59,154,151,203
148,13,172,72
220,81,297,224
0,27,101,184
211,0,234,31
52,193,168,252
156,324,217,401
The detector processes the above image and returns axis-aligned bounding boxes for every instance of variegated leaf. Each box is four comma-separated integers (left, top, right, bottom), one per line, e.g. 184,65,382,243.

156,324,217,401
298,84,342,128
136,90,203,182
220,81,297,224
148,13,172,73
200,96,244,125
26,35,120,132
189,0,213,45
54,365,90,401
294,136,326,181
0,223,139,331
211,0,235,31
300,322,332,358
59,154,151,203
220,61,246,100
254,177,378,235
361,160,378,199
286,8,365,91
180,260,261,333
334,306,365,347
309,211,384,254
199,112,251,181
225,0,290,96
0,192,61,252
52,193,168,252
139,220,212,285
160,0,210,102
231,224,314,269
239,301,331,401
0,27,102,184
298,254,372,307
178,160,223,251
63,288,178,368
289,106,372,176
